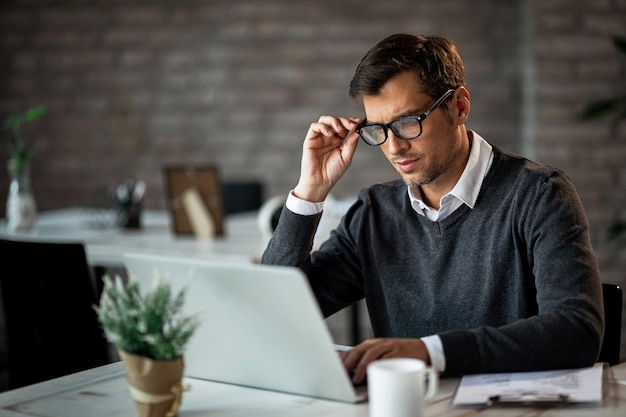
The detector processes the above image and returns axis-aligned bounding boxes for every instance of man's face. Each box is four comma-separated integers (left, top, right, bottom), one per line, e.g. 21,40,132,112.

362,71,468,192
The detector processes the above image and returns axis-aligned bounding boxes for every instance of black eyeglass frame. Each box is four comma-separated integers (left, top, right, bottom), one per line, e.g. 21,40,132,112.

356,88,456,146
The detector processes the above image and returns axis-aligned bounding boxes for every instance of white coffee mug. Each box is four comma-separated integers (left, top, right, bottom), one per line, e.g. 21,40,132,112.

367,358,438,417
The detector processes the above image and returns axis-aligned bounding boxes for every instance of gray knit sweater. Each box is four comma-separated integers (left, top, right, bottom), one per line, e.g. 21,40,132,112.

261,146,604,375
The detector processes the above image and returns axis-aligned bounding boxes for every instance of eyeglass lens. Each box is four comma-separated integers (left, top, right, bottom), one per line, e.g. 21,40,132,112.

358,88,455,146
359,118,422,145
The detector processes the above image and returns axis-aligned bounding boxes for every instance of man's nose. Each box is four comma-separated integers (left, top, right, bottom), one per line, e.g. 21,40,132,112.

385,131,409,154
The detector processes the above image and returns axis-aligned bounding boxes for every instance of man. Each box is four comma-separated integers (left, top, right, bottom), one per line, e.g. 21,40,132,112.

262,34,603,383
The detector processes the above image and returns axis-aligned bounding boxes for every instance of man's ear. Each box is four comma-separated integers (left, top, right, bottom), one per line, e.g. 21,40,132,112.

453,87,470,124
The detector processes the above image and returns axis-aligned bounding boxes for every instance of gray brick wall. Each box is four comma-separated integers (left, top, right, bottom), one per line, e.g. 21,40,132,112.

534,0,626,360
1,0,625,357
0,0,525,208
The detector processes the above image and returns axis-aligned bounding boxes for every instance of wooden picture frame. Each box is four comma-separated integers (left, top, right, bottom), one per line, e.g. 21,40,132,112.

163,165,225,236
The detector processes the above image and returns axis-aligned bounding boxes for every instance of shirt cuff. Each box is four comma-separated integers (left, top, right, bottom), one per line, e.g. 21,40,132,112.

286,190,325,215
421,335,446,373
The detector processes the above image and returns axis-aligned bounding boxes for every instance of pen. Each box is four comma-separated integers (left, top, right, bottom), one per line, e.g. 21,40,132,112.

487,392,571,407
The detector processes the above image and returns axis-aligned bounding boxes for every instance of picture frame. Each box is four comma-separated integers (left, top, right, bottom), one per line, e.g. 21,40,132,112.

163,165,225,236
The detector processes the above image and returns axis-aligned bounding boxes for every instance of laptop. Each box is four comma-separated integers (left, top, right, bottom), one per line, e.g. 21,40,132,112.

122,253,368,403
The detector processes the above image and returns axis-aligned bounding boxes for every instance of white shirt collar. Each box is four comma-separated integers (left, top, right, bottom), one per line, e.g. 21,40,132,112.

408,130,493,219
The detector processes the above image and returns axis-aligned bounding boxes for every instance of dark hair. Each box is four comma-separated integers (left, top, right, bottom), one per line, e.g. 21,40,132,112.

349,34,466,103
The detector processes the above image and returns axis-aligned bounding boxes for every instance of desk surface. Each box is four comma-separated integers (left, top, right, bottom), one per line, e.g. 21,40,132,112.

0,361,625,417
0,208,267,266
0,207,363,346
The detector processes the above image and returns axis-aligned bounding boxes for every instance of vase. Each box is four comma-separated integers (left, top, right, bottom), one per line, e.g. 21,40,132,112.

6,158,37,232
119,351,187,417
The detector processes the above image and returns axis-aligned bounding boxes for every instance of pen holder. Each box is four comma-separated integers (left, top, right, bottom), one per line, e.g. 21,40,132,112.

113,179,145,229
116,200,142,229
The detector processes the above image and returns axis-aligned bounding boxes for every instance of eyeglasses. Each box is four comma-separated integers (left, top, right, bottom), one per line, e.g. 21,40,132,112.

356,89,456,146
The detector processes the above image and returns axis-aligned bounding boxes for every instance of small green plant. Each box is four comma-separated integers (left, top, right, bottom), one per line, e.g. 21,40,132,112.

95,275,201,361
3,105,47,180
4,104,47,159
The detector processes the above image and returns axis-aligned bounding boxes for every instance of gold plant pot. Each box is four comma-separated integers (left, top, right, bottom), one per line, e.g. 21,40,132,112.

119,351,187,417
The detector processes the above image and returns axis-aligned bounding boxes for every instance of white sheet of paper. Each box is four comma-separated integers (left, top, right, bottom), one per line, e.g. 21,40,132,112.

452,362,604,407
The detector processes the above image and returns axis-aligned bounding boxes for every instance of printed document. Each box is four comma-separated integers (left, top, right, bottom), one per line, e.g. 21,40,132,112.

452,362,604,407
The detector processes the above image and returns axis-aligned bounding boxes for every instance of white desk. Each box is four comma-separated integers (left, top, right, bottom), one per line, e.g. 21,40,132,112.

0,207,365,346
0,208,268,266
0,207,370,346
0,361,625,417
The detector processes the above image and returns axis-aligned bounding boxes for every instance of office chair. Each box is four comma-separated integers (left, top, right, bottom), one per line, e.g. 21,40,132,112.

598,283,623,366
0,238,110,389
221,181,264,215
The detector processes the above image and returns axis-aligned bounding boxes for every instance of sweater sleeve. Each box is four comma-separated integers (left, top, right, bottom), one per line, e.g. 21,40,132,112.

261,204,320,270
261,199,366,317
439,169,604,375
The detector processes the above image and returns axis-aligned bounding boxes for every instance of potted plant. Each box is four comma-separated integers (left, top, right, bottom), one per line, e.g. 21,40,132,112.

95,275,201,417
3,104,46,231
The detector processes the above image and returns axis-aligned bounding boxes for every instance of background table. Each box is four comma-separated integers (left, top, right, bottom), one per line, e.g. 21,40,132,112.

0,361,625,417
0,208,369,347
0,208,267,266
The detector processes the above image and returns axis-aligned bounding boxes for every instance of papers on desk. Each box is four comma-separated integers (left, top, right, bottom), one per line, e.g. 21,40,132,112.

452,362,605,407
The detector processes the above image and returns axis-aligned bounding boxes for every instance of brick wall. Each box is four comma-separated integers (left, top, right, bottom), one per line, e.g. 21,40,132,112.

531,0,626,359
0,0,524,208
0,0,625,355
532,0,626,285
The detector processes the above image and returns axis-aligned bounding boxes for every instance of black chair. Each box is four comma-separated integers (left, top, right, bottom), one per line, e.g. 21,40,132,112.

598,283,623,366
0,238,110,389
221,181,264,215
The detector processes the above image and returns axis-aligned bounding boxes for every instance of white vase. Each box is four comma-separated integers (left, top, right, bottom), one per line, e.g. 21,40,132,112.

6,158,37,232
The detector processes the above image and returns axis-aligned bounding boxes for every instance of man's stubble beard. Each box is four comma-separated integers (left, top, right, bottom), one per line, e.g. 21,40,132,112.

402,167,440,188
400,123,463,188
